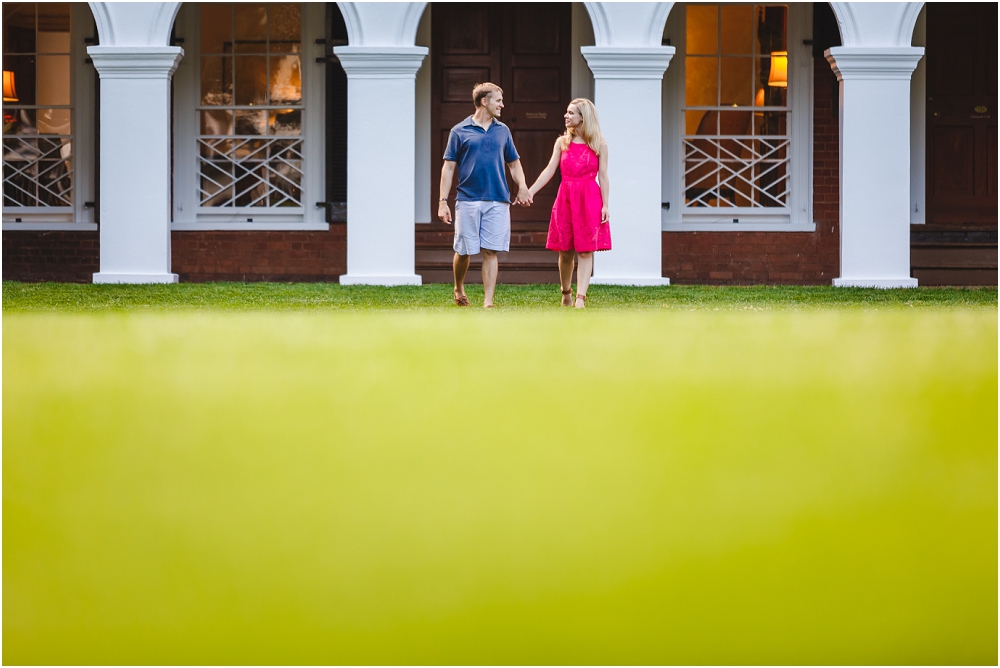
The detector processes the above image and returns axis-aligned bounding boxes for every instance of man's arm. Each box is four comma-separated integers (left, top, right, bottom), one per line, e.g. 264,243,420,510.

507,159,533,207
438,160,457,224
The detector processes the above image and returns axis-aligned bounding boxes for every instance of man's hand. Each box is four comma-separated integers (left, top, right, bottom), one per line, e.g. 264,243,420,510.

514,187,533,207
438,200,453,224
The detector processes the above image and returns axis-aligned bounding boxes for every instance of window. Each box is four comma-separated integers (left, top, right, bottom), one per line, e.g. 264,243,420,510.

172,2,326,230
2,2,96,228
662,3,813,231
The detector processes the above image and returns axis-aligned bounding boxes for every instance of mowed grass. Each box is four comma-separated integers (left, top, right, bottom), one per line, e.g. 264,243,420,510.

3,280,997,311
3,294,997,663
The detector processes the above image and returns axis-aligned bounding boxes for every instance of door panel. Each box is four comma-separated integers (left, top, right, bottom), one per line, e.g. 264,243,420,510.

431,3,571,224
925,2,998,224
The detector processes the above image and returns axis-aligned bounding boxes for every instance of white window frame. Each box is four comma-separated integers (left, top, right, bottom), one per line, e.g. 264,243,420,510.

662,2,814,232
171,2,327,231
2,3,97,231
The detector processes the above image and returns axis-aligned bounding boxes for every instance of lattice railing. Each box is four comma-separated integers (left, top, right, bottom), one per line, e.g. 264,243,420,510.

684,136,789,208
3,135,74,207
197,136,303,208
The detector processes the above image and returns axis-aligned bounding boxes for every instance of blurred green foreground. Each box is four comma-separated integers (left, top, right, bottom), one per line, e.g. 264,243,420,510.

3,309,997,664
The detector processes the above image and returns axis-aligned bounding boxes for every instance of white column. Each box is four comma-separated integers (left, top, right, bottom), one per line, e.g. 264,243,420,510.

582,47,674,286
88,47,182,284
334,46,427,286
826,47,923,288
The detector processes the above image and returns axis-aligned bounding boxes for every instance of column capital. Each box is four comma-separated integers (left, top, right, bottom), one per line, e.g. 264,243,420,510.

581,46,674,80
333,46,428,79
87,46,183,79
825,46,924,82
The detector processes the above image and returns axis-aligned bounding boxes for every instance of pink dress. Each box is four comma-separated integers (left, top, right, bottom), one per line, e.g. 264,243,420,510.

545,141,611,253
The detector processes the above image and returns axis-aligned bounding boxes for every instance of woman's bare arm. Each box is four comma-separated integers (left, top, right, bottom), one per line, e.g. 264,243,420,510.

527,140,562,197
598,141,610,223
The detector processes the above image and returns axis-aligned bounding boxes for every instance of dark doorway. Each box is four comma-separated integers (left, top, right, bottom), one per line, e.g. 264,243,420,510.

912,2,997,285
430,3,571,223
924,2,997,225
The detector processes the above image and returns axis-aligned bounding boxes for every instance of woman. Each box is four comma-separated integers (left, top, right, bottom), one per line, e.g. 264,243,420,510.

527,98,610,308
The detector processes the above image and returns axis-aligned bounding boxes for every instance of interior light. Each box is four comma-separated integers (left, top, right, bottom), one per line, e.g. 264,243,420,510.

767,52,787,88
3,71,19,103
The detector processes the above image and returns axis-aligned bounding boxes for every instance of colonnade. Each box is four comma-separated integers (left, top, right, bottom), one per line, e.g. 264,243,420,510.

86,1,925,288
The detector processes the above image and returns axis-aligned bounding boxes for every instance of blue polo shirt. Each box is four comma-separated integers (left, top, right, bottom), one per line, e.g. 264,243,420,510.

444,116,520,202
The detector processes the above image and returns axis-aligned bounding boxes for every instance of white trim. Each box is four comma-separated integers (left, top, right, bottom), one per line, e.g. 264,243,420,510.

663,222,817,233
580,46,674,79
93,272,178,284
662,3,814,231
171,3,326,229
591,276,671,286
909,5,926,224
339,274,422,286
171,222,329,231
832,278,918,289
87,46,183,78
3,222,99,231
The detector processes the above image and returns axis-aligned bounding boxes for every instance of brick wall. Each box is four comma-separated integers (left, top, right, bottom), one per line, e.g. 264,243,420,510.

171,227,347,282
661,58,840,285
2,231,100,282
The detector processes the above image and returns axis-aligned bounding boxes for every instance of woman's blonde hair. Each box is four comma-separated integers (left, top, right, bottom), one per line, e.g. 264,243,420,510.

558,98,604,155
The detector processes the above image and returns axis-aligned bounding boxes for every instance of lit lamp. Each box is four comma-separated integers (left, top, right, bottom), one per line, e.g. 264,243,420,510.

767,51,788,88
3,70,18,102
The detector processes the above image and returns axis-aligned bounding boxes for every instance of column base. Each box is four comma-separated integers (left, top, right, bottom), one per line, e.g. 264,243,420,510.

93,272,179,284
339,274,423,287
591,276,671,287
832,277,918,289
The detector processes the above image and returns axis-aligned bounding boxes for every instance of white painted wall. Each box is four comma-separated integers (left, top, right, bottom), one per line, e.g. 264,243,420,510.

571,3,595,101
909,5,926,224
414,5,431,224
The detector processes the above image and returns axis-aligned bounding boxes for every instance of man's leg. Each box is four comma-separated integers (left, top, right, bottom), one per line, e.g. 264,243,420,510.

453,253,471,299
558,251,575,292
481,249,498,308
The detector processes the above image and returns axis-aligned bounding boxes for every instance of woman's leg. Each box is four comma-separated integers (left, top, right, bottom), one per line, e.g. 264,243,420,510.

575,252,593,307
558,251,575,304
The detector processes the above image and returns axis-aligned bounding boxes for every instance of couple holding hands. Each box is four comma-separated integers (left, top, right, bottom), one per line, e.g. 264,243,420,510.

438,82,610,309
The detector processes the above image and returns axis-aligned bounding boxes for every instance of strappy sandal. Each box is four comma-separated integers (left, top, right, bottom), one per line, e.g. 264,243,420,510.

454,290,470,307
561,289,573,307
574,293,587,308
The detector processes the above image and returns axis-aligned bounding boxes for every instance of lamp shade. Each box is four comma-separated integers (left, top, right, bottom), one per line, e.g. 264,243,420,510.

3,70,18,102
767,52,788,88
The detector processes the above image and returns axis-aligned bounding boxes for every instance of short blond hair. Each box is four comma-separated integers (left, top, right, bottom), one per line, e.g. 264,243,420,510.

472,82,503,108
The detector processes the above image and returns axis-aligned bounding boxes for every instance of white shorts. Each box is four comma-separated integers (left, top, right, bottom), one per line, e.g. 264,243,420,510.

454,200,511,255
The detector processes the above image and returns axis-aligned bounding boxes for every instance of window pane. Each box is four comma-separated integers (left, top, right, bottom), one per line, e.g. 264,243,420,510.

269,55,300,104
755,5,788,54
201,56,232,105
3,3,36,53
36,55,69,105
234,4,267,53
685,57,717,106
201,4,232,54
36,107,70,134
235,109,266,135
201,110,233,135
686,5,718,55
37,3,70,35
3,108,35,134
234,56,267,106
685,110,712,136
268,3,300,49
753,111,787,136
720,4,752,54
269,109,300,135
718,110,752,137
2,55,36,106
720,57,752,106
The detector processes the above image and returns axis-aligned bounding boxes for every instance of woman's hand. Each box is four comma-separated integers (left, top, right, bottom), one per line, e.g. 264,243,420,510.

600,206,609,224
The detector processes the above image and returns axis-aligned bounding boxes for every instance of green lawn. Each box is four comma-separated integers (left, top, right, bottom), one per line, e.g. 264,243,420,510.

3,285,997,664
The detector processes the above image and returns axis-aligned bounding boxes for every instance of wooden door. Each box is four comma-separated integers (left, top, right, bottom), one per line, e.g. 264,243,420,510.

925,3,998,225
431,3,571,223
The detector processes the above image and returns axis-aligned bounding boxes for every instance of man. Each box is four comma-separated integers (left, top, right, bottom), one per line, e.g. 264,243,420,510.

438,82,533,308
